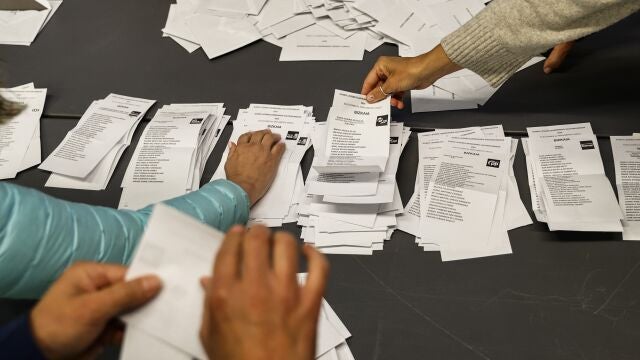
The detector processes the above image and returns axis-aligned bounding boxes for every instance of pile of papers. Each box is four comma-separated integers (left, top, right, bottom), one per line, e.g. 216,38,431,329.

0,83,46,179
396,125,532,261
161,0,392,60
298,90,408,255
119,103,229,210
523,123,623,232
0,0,62,46
210,103,314,227
611,134,640,240
41,94,155,191
121,204,355,360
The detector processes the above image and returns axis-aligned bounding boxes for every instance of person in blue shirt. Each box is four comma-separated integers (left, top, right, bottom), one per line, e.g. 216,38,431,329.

1,225,330,360
0,93,284,299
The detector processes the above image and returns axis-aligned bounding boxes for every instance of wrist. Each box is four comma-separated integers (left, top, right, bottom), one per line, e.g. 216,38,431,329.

230,179,258,206
416,44,462,83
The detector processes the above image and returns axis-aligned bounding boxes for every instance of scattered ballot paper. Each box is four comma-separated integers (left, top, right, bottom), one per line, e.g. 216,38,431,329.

611,136,640,240
121,204,354,360
210,103,314,227
0,0,62,46
41,94,155,190
523,123,623,232
0,84,46,179
119,103,229,209
397,125,531,261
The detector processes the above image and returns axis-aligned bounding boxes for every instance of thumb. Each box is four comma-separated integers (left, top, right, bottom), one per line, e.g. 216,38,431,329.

366,79,397,104
91,275,162,319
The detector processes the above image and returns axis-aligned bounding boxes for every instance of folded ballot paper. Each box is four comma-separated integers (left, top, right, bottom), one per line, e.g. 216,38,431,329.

118,103,229,210
395,125,532,261
0,0,62,46
296,90,407,255
523,123,623,232
41,94,155,190
611,134,640,240
0,83,46,179
120,204,354,360
210,103,314,227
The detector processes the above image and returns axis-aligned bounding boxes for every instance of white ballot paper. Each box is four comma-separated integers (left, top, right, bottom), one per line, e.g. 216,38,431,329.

121,205,354,360
45,94,156,190
611,136,640,240
0,0,62,46
210,103,313,226
0,87,46,179
314,90,391,174
525,123,623,232
395,125,528,259
40,94,155,178
298,97,408,255
119,103,228,209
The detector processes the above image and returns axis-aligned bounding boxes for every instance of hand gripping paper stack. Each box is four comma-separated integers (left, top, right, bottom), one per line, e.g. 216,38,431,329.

40,94,156,191
210,103,314,227
119,103,230,210
119,204,355,360
0,83,46,179
396,125,532,261
0,0,62,46
297,90,408,255
523,123,623,232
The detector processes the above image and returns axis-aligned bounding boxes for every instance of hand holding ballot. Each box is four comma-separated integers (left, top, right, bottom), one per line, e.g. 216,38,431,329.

200,225,329,360
225,129,286,206
361,45,462,109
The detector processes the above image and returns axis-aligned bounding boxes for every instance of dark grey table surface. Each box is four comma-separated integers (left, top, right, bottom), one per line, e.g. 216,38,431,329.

1,1,640,359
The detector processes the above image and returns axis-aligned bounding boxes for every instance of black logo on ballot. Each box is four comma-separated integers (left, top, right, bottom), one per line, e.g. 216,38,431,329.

580,140,595,150
129,111,141,117
486,159,501,168
297,137,308,146
286,131,299,141
390,137,399,144
376,115,389,127
190,118,204,124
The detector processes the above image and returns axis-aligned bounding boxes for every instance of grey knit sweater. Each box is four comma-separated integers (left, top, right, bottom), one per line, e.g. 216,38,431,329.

441,0,640,86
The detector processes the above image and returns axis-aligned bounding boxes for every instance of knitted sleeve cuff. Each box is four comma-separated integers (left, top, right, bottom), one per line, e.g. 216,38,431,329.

441,11,533,87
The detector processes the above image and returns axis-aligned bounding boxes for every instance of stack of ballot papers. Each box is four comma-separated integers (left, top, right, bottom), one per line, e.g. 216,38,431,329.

210,103,314,227
120,204,355,360
0,0,62,46
41,94,155,190
0,83,46,179
396,125,532,261
119,103,230,210
610,134,640,240
297,90,408,255
523,123,623,232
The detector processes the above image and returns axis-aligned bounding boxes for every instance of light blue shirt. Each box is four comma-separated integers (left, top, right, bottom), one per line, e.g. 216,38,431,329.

0,180,250,299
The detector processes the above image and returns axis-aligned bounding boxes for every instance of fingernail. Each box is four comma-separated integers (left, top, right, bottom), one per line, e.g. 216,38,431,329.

143,276,162,293
367,94,375,102
544,67,551,74
230,225,244,233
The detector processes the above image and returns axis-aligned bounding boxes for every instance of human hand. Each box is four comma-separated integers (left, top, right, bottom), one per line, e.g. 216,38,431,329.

544,41,575,74
30,262,162,360
225,130,286,206
362,44,461,109
200,225,330,360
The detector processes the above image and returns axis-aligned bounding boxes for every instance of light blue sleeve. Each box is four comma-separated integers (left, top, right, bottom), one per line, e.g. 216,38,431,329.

0,180,250,299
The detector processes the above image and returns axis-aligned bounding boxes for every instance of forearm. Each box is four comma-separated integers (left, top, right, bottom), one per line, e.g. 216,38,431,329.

0,180,249,299
442,0,640,86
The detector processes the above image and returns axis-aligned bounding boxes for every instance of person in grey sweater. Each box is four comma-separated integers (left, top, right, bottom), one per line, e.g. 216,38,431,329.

362,0,640,109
